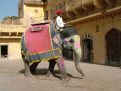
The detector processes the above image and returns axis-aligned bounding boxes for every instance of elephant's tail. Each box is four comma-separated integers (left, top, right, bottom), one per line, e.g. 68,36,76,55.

20,35,28,59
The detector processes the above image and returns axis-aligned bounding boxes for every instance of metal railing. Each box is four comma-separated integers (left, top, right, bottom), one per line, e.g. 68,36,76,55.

106,57,121,65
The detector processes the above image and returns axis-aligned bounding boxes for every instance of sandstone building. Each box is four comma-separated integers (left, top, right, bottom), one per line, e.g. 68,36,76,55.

0,0,121,66
48,0,121,66
0,0,46,60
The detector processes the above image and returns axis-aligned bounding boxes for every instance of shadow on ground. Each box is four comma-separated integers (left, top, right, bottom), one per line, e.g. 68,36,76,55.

19,68,83,80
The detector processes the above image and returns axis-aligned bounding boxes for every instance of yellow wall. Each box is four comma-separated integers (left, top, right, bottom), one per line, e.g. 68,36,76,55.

76,14,121,64
0,1,46,61
0,38,21,60
9,43,21,60
0,2,45,61
23,4,44,24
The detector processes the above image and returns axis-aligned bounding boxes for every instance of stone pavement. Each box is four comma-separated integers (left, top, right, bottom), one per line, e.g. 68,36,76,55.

0,59,121,91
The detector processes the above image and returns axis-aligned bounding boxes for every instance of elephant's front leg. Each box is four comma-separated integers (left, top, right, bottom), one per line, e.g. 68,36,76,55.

24,60,31,76
55,57,69,80
30,62,41,75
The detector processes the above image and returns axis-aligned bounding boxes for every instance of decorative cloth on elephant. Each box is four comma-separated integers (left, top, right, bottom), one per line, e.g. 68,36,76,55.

21,22,61,63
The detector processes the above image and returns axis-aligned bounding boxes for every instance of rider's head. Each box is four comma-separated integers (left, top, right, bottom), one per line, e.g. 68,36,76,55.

56,9,63,16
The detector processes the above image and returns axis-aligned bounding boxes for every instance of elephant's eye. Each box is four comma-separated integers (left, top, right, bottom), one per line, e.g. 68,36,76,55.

69,39,74,43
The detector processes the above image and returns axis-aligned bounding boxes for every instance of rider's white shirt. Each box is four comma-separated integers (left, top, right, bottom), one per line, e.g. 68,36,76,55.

56,16,65,30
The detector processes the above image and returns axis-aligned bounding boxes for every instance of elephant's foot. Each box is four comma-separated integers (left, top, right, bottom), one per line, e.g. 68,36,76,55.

29,62,41,75
46,71,55,77
61,75,70,81
30,67,37,75
82,73,85,77
31,70,37,75
61,76,70,86
47,60,56,77
24,71,32,77
24,61,32,77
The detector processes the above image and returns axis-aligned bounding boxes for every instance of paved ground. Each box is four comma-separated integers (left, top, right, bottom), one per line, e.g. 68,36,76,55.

0,59,121,91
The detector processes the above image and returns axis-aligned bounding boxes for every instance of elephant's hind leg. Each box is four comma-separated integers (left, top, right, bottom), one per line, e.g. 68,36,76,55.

24,60,31,76
21,53,31,76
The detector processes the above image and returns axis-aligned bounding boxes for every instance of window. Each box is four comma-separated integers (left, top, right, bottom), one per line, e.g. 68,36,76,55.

0,45,8,58
35,10,38,13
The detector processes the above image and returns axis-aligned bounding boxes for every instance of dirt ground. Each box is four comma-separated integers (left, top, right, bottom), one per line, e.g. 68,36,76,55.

0,59,121,91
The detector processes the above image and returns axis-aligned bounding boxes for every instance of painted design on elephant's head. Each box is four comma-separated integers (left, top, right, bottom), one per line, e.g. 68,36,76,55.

63,35,81,49
62,35,84,77
73,35,82,57
74,41,80,48
73,35,81,49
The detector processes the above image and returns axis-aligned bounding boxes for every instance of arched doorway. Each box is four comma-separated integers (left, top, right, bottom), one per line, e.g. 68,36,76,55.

105,28,121,66
82,34,93,62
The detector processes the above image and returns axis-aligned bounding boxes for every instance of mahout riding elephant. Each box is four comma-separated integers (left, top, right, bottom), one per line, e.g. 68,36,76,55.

21,22,84,80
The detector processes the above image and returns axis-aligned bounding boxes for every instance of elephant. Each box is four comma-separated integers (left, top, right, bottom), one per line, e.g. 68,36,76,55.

21,22,84,80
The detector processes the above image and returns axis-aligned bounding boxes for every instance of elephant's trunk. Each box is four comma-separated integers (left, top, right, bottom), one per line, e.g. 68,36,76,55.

63,35,85,77
72,35,85,77
73,48,85,77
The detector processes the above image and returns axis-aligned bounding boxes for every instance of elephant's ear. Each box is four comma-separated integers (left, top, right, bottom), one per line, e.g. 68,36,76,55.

52,34,62,47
